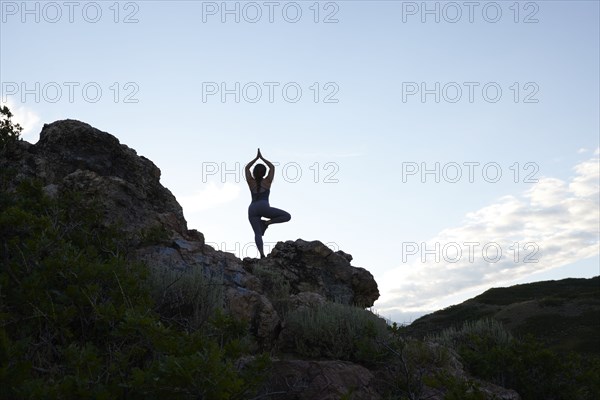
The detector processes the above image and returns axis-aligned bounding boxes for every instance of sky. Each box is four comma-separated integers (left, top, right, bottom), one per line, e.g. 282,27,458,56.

1,0,599,324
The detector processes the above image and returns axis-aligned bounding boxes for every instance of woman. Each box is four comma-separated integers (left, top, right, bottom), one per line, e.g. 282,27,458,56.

245,148,291,258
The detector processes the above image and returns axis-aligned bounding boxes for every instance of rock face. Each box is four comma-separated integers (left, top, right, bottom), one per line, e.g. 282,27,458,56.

243,239,379,308
3,119,189,238
261,360,381,400
2,119,380,343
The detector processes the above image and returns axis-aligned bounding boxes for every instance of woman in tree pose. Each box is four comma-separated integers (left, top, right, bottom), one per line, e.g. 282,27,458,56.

245,148,291,258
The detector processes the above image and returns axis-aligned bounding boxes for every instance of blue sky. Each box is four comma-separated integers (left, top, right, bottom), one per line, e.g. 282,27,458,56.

2,0,599,323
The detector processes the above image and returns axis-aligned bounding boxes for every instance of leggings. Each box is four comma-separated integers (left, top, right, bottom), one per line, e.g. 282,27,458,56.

248,200,291,256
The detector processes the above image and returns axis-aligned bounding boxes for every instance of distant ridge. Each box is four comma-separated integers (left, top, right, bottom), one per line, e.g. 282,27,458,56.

404,276,600,355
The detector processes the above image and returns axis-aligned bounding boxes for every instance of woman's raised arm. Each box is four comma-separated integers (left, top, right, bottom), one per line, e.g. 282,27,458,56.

245,151,260,183
258,149,275,183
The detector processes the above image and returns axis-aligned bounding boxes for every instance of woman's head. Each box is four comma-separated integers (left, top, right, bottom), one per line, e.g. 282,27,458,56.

253,164,267,179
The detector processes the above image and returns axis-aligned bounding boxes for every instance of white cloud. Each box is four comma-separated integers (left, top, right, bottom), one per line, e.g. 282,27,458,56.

377,153,600,320
569,158,600,197
178,182,241,213
0,99,42,142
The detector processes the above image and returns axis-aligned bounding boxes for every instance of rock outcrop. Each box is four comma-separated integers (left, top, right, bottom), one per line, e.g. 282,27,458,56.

2,119,380,343
3,119,189,238
2,119,522,400
262,360,381,400
243,239,379,308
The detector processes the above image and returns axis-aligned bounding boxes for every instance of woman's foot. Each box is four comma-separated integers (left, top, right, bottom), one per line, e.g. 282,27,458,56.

261,220,269,236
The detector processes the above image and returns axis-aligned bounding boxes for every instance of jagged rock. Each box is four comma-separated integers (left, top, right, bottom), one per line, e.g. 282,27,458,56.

3,119,381,345
225,287,280,342
2,120,189,238
3,120,379,319
244,239,380,307
288,291,326,311
477,384,520,400
419,379,520,400
260,360,381,400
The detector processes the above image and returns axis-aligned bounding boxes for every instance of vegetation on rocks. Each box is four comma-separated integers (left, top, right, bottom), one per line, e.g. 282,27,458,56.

0,177,269,399
2,108,598,399
427,318,600,400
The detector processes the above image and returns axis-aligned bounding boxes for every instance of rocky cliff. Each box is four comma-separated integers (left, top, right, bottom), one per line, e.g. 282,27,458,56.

2,119,380,341
1,119,525,399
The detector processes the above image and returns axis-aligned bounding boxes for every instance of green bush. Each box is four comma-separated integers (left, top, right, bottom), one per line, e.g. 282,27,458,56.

379,334,453,400
148,262,225,332
429,318,513,350
429,318,600,400
0,105,22,151
0,178,268,399
138,223,171,246
425,371,486,400
252,264,291,317
284,301,388,363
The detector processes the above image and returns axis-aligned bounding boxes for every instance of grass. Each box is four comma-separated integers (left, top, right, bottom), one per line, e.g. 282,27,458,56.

147,263,225,332
283,301,389,363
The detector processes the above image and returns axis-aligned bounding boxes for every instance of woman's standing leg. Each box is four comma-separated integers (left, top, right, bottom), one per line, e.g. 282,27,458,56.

249,215,265,258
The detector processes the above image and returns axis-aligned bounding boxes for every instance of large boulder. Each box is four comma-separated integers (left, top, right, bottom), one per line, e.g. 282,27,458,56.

244,239,380,307
258,360,381,400
2,119,190,238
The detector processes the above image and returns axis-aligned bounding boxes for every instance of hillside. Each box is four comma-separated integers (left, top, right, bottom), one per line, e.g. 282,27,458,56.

404,277,600,355
1,114,598,399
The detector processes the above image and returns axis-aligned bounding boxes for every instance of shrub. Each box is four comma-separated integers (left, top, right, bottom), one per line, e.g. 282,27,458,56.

0,179,268,399
379,334,454,400
429,318,513,350
147,262,225,332
252,264,291,317
284,301,388,363
0,105,22,151
429,318,600,400
425,371,487,400
138,223,170,246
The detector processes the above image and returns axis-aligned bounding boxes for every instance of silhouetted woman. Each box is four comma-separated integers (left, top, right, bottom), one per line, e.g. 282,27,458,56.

245,148,291,258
